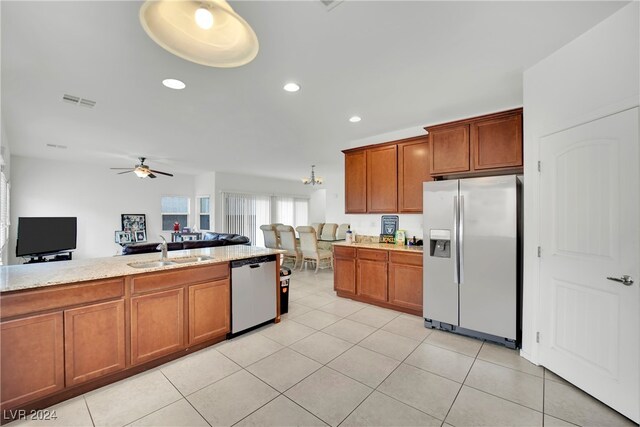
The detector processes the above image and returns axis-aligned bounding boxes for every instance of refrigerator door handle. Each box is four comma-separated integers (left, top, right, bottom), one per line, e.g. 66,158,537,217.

459,195,464,285
453,195,459,284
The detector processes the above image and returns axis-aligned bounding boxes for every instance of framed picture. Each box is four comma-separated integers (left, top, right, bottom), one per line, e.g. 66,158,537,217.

115,231,132,244
121,214,146,234
134,230,147,242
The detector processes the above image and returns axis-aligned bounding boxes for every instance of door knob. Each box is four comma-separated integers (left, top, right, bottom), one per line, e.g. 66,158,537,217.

606,275,634,286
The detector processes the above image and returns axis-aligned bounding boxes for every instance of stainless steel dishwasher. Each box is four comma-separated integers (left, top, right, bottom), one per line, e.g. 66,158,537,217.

230,255,277,334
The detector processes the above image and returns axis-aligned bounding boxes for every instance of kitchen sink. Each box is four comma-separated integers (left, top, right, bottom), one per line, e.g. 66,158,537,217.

127,260,177,268
172,256,214,263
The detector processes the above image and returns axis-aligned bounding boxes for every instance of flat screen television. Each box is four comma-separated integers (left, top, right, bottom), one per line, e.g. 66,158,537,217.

16,217,77,257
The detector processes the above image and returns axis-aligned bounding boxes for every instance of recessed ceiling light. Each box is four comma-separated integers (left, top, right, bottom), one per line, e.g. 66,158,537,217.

349,116,362,123
162,78,186,90
283,82,300,92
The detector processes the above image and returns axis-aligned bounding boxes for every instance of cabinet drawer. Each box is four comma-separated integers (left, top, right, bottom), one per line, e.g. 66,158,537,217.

132,263,228,294
357,249,388,262
390,252,423,266
0,279,125,320
334,246,356,259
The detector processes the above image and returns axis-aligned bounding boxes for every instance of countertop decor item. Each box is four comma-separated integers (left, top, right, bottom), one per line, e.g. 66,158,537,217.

139,0,259,68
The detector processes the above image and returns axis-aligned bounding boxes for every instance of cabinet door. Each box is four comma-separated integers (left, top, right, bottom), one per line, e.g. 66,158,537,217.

345,151,367,213
1,312,64,408
131,288,184,365
64,300,126,386
388,263,423,312
398,139,431,212
357,260,388,302
367,145,398,213
471,112,523,170
334,258,357,295
189,279,229,345
430,125,470,175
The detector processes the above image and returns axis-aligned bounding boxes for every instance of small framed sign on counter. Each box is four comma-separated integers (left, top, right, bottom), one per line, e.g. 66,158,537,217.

381,215,399,235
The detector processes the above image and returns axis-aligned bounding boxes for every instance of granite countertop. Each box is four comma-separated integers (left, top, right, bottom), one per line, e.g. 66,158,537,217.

0,246,285,293
332,241,424,253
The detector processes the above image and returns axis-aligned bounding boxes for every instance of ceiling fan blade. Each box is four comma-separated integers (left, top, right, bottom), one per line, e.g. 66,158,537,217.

117,170,134,175
149,169,174,177
110,167,133,170
148,173,157,179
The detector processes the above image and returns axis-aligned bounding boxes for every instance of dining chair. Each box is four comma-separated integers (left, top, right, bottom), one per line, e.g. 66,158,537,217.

336,223,350,240
310,223,324,239
276,225,301,269
296,226,333,273
260,224,279,249
320,223,338,241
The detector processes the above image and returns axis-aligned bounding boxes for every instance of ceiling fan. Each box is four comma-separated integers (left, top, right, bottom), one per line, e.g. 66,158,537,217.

110,157,173,179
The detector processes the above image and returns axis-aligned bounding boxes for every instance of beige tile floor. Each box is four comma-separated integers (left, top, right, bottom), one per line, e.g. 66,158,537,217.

11,269,636,427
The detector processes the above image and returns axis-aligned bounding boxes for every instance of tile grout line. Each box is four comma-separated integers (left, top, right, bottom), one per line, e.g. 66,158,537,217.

82,395,96,427
157,370,213,427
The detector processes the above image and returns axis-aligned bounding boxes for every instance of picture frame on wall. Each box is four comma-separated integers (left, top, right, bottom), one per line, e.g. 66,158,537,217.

135,230,147,242
121,214,146,234
115,231,132,244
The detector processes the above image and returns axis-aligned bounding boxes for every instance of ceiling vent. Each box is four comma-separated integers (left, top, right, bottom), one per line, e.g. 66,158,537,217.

320,0,343,11
62,94,96,108
46,143,68,149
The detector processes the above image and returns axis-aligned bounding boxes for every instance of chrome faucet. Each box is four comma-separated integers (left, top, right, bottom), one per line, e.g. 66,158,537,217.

157,236,168,260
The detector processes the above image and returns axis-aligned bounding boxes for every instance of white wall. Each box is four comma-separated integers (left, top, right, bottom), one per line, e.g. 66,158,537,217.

1,119,11,265
521,2,639,361
309,189,326,223
9,156,196,264
213,171,315,231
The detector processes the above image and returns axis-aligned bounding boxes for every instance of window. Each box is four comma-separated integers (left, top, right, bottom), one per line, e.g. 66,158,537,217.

161,196,190,231
197,196,210,231
221,192,309,247
0,170,9,264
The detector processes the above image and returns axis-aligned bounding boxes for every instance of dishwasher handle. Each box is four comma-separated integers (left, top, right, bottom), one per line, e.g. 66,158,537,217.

249,264,261,269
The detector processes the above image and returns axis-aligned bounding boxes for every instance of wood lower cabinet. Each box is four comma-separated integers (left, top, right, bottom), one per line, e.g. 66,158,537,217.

345,151,367,213
64,300,126,386
334,247,423,315
388,252,423,312
1,312,64,409
398,137,431,212
189,280,229,345
333,247,357,295
367,145,398,213
131,288,185,365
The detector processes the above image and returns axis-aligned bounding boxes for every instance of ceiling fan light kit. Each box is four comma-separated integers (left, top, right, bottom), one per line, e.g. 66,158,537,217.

111,157,174,179
302,165,323,186
139,0,259,68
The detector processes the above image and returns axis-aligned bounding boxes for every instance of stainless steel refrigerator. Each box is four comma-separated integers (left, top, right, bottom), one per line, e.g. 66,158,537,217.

423,175,521,348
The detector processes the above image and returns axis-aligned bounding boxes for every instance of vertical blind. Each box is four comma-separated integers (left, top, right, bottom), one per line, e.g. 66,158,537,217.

0,170,8,264
222,192,309,247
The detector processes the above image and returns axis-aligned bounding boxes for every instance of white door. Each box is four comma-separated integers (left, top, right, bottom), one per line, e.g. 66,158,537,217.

539,107,639,422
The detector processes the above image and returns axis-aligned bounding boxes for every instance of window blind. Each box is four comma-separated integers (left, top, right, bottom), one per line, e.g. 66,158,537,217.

222,192,270,246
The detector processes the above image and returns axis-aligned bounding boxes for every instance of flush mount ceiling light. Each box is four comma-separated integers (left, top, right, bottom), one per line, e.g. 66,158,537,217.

140,0,259,68
162,78,186,90
302,165,323,186
283,82,301,92
349,116,362,123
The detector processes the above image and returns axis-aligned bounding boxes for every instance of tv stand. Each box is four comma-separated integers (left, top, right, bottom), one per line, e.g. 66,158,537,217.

24,252,73,264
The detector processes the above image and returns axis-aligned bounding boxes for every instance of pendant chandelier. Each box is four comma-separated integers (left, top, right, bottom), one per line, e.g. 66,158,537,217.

139,0,259,68
302,165,323,186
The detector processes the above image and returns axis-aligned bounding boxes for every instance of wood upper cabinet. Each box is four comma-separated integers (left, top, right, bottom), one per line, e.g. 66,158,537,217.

188,279,229,345
388,252,423,312
398,138,431,212
356,249,388,302
64,300,126,386
429,124,470,175
367,145,398,213
333,246,356,295
427,108,523,177
471,112,523,170
345,151,367,213
1,312,64,409
131,288,185,365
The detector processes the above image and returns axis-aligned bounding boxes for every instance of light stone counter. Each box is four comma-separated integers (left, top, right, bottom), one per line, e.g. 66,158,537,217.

332,241,424,253
1,246,284,293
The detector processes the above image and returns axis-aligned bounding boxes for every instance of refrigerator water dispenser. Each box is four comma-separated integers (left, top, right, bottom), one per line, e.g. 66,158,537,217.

429,229,451,258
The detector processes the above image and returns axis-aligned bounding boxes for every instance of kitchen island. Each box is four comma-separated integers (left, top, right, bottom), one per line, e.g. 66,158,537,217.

0,246,283,419
333,242,424,316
